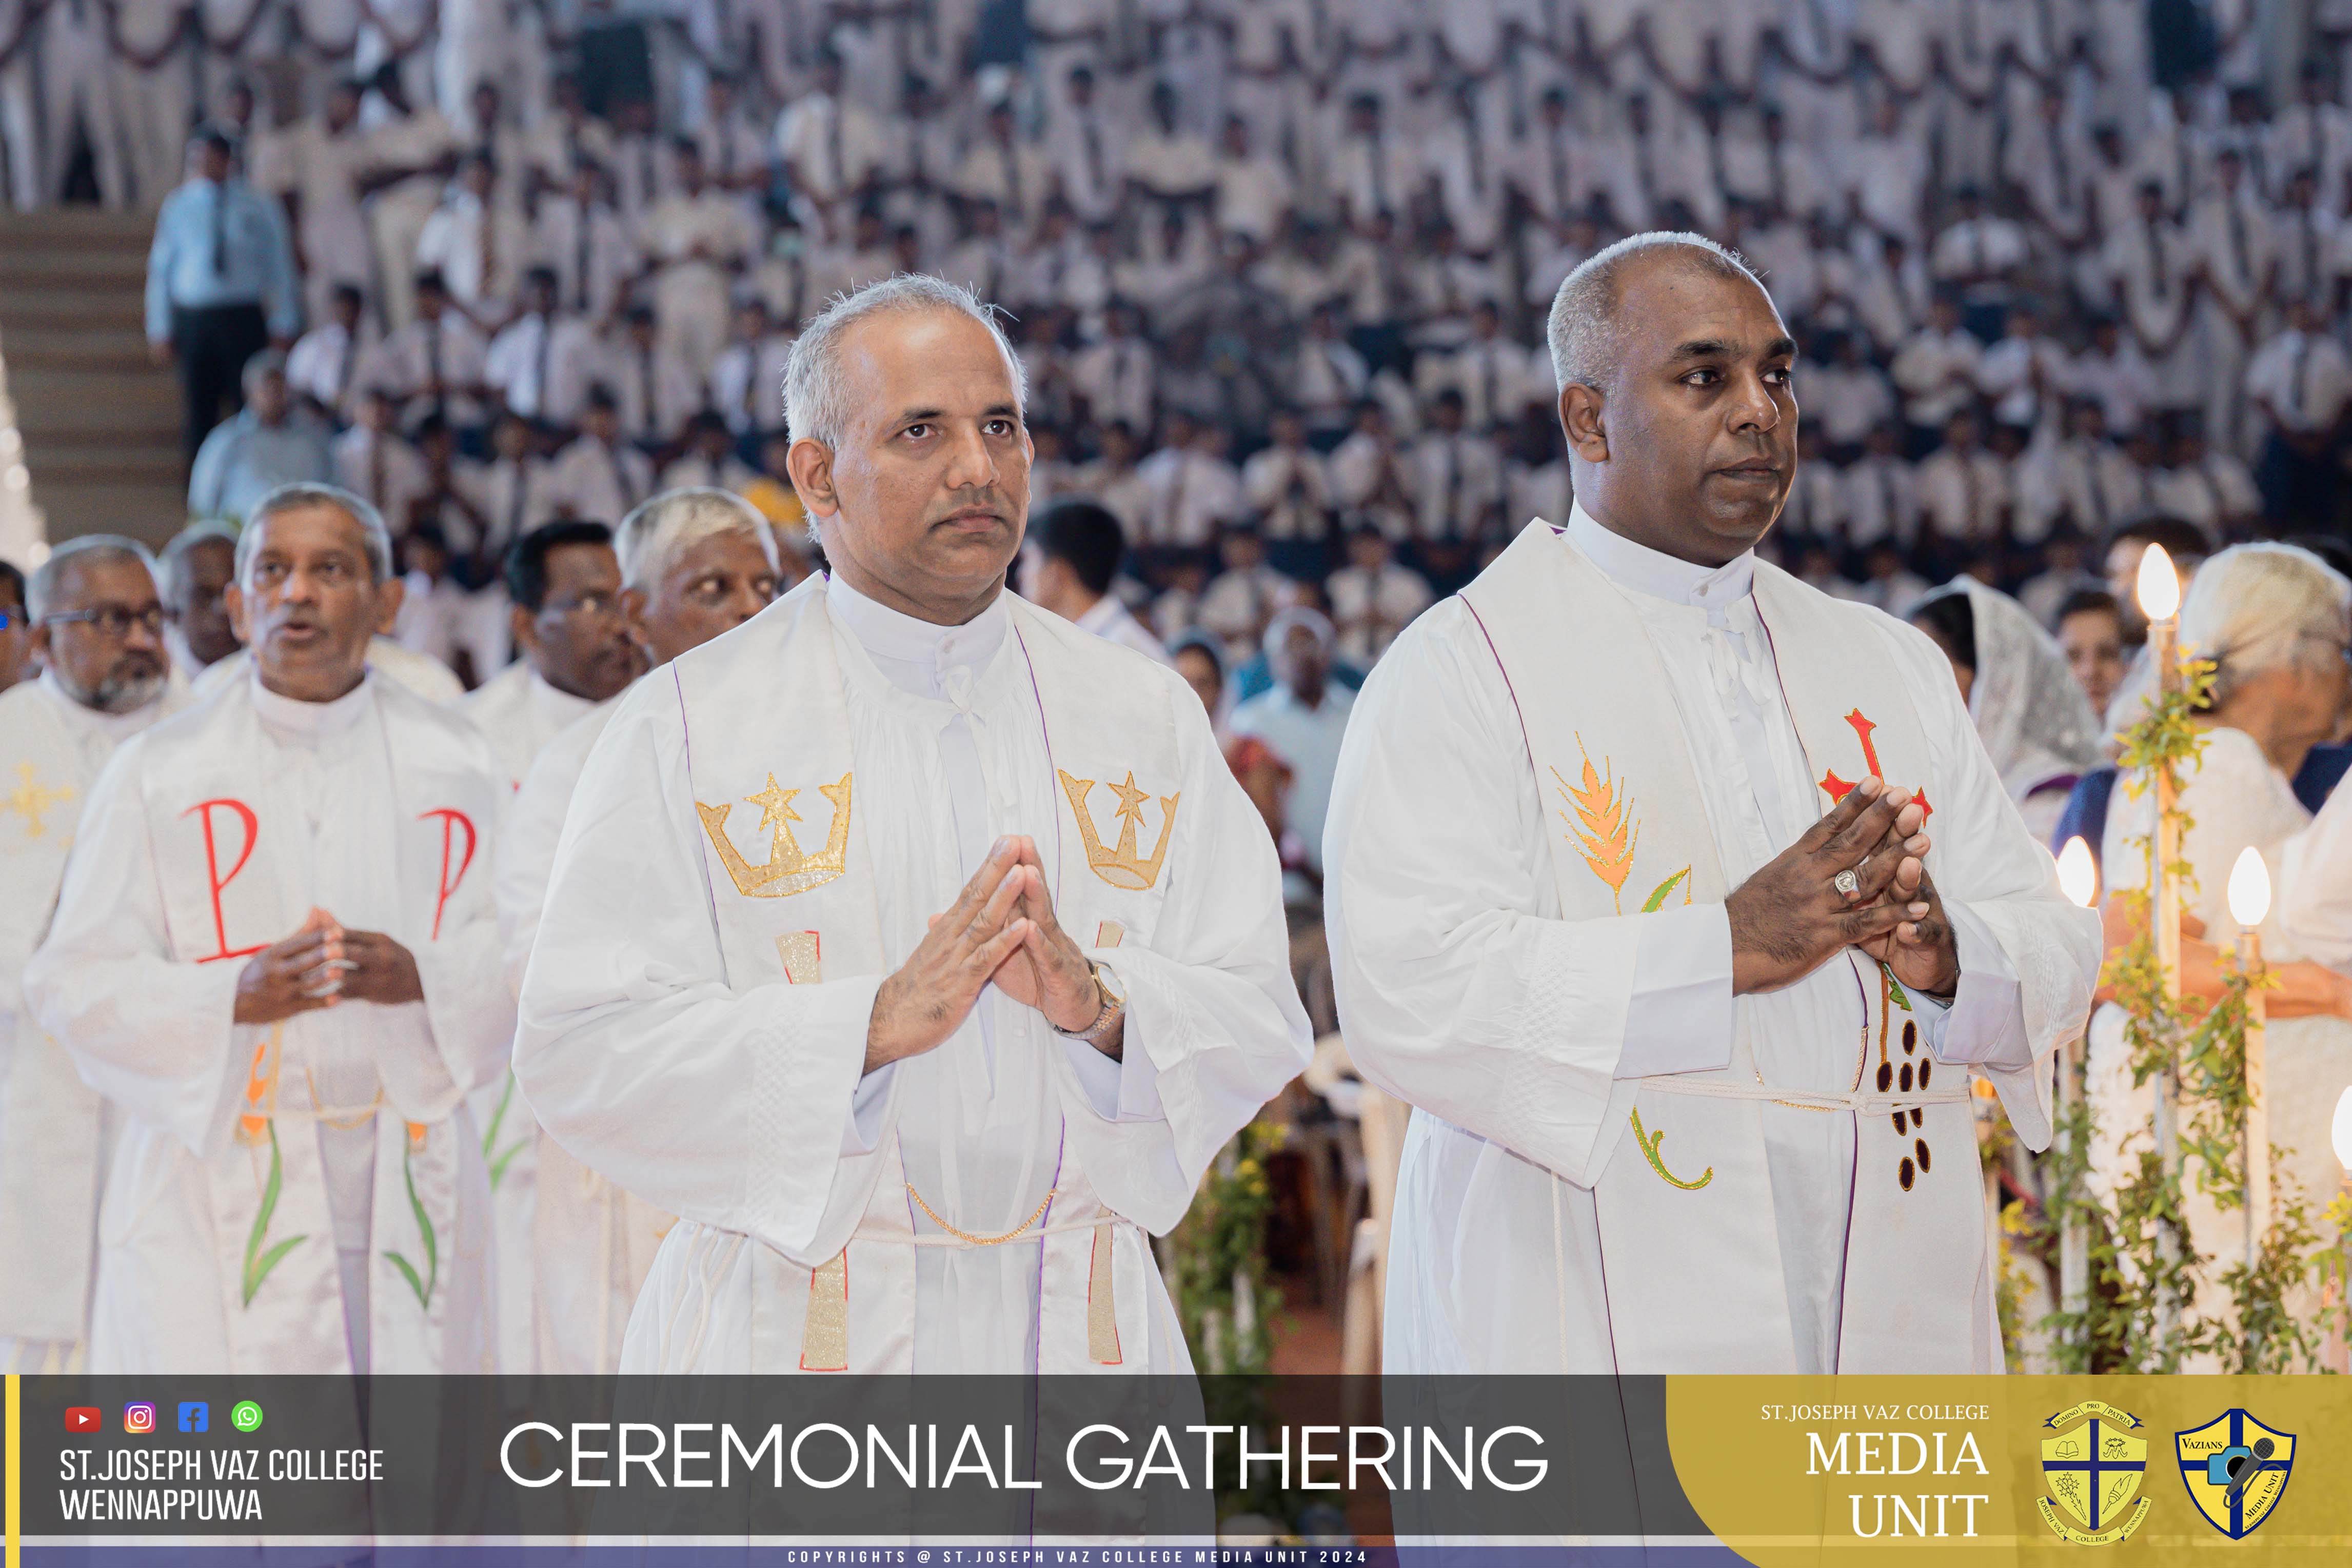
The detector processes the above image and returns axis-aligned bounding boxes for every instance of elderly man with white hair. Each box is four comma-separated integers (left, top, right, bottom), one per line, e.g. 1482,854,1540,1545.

1226,606,1354,881
1325,234,2099,1376
2093,542,2352,1355
492,487,780,1374
24,483,513,1374
516,275,1311,1377
1,538,188,1373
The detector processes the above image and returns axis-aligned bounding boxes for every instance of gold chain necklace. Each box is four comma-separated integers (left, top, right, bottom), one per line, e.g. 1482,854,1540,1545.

902,1182,1058,1246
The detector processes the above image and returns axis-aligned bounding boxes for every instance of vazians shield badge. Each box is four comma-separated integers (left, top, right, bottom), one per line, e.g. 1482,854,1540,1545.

2176,1410,2296,1539
2037,1400,2151,1546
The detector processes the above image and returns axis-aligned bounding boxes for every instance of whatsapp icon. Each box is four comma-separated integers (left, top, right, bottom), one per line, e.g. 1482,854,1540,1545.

229,1400,263,1433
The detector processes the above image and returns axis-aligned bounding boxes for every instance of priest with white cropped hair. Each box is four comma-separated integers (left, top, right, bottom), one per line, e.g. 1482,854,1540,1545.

1,537,188,1374
516,274,1312,1375
1325,234,2101,1375
25,482,511,1374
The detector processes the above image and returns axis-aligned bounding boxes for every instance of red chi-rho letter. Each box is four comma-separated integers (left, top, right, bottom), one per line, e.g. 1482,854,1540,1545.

183,798,265,963
421,808,478,940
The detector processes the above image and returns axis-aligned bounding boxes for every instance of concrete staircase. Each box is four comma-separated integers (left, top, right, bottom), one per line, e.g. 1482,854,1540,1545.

0,207,185,549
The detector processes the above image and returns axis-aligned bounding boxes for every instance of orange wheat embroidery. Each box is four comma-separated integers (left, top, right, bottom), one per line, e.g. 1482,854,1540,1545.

1553,735,1637,913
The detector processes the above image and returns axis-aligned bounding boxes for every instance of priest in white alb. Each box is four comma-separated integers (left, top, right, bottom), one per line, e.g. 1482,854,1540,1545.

458,518,642,1374
1325,235,2100,1375
1,539,187,1373
497,487,781,1374
24,484,513,1374
516,276,1312,1374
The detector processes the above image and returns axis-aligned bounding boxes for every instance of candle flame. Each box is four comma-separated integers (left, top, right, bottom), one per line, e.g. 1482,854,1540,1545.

2136,542,2181,621
2056,836,2098,908
2227,845,2271,928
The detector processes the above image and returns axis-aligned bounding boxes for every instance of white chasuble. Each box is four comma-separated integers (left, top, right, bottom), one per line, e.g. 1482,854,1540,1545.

22,674,512,1374
516,577,1311,1375
1327,515,2100,1374
0,674,188,1369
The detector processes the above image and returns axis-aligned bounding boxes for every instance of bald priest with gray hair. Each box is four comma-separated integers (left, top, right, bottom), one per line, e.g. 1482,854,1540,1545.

516,275,1312,1376
25,483,515,1375
1324,234,2100,1375
1,537,187,1373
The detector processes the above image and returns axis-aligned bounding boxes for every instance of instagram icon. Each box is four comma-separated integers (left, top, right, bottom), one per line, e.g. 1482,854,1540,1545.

123,1403,156,1433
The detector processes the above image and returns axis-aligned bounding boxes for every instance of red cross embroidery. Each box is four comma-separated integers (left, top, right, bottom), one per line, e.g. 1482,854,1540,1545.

1818,708,1931,820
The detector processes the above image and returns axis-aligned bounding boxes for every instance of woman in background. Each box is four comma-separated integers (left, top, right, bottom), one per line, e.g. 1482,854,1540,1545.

1908,576,2104,842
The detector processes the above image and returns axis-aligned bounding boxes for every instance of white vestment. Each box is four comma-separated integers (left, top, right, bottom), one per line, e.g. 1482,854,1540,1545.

494,692,673,1374
456,660,598,1376
0,674,188,1372
22,673,511,1373
1326,511,2101,1374
516,574,1312,1375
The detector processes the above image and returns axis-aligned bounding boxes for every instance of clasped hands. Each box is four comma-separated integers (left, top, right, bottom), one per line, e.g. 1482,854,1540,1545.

1725,777,1960,999
232,907,425,1025
865,835,1116,1073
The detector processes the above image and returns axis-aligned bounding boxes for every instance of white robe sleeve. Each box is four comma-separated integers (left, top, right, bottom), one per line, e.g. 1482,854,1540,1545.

21,741,246,1156
1877,612,2103,1149
512,684,887,1264
1322,602,1735,1189
1060,685,1317,1235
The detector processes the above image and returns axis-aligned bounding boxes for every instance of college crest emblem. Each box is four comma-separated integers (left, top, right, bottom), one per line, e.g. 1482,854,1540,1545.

2037,1400,2151,1545
2175,1410,2295,1539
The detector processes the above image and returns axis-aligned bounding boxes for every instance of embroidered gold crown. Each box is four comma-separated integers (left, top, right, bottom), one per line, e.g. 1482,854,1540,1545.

1058,769,1178,891
696,772,853,898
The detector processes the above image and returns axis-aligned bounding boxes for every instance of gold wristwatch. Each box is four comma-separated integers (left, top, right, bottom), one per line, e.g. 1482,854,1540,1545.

1056,959,1127,1047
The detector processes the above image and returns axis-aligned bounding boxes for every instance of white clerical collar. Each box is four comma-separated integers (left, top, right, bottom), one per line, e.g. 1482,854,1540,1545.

35,669,164,740
1566,503,1755,609
248,666,375,737
824,570,1009,694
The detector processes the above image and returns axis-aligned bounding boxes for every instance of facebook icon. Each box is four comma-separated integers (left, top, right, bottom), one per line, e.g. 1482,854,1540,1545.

178,1402,208,1433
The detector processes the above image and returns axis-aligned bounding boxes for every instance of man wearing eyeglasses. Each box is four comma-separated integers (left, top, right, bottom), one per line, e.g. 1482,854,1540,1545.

1,537,189,1374
455,518,643,1376
24,485,512,1376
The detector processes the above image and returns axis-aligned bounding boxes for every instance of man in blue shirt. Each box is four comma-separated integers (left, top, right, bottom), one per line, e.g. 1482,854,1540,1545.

145,126,302,470
186,351,337,522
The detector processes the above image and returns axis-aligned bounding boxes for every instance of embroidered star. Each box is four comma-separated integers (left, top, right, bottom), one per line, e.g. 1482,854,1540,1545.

1106,770,1150,830
3,761,70,838
744,773,802,836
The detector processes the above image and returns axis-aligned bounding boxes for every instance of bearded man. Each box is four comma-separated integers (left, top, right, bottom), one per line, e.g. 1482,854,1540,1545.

0,538,186,1372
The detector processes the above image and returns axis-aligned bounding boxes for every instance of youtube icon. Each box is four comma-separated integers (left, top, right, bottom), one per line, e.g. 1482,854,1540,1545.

65,1407,102,1433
